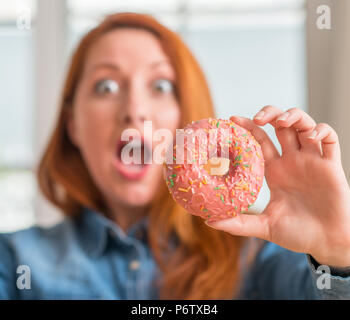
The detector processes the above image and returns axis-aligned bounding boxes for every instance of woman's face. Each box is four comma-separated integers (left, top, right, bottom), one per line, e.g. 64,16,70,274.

69,28,181,211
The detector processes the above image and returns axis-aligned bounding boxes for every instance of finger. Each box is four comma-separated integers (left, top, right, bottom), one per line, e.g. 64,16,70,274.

275,126,300,154
205,212,269,240
298,129,322,155
230,116,280,163
275,107,316,133
307,123,340,160
253,105,300,154
253,105,282,127
275,108,320,154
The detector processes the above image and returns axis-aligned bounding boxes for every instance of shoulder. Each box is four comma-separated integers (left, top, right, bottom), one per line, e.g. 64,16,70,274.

252,240,310,277
0,217,77,265
243,240,318,299
0,218,77,299
256,240,308,267
1,217,73,244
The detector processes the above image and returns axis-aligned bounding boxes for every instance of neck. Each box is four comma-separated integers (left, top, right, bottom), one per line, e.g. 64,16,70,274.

105,200,148,232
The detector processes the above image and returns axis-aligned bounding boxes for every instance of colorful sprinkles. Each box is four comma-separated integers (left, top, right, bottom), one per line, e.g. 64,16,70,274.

164,118,265,220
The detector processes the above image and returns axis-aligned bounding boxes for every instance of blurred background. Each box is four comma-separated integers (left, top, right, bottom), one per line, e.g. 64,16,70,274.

0,0,349,232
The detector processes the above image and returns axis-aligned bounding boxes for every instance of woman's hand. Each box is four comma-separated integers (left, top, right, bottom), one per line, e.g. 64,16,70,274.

206,105,350,268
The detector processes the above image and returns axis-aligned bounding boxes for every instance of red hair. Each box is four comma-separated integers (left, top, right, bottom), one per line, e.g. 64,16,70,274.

37,12,249,299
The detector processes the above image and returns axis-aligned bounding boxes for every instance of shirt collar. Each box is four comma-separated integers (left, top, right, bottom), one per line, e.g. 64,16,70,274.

74,207,149,258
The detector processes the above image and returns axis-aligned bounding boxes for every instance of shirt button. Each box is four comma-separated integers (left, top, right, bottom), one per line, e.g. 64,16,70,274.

129,260,140,271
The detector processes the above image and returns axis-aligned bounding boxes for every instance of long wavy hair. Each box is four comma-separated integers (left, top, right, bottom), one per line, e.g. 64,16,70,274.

37,12,250,299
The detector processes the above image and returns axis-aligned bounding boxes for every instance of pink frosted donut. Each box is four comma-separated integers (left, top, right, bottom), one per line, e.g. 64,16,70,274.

164,118,264,221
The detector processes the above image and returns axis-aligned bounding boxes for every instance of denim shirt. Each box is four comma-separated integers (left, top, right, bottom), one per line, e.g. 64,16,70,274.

1,208,350,300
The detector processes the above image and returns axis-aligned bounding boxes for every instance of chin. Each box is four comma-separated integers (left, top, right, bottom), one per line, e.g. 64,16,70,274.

113,185,154,207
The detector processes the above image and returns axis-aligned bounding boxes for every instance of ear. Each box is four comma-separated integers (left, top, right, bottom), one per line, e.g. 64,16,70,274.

66,107,80,148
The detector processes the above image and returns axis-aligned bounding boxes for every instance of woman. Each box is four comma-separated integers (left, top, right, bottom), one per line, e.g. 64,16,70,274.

1,12,350,300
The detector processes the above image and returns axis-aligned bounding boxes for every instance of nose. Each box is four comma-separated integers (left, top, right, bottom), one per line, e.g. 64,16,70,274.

118,81,150,126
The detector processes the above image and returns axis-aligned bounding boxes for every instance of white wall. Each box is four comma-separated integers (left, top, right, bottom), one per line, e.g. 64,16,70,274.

307,0,350,181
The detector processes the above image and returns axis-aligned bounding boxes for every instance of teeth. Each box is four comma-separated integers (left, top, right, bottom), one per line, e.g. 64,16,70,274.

120,139,152,164
125,139,142,149
122,162,143,172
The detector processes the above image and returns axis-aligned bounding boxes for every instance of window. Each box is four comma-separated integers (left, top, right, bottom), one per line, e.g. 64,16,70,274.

0,0,36,231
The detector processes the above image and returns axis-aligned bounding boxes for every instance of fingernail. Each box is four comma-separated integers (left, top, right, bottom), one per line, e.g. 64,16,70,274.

308,130,317,139
276,112,290,122
254,111,265,120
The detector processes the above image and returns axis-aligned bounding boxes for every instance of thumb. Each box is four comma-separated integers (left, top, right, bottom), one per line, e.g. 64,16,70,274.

205,212,269,240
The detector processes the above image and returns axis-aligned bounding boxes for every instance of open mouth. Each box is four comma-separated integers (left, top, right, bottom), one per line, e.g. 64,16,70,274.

113,137,152,180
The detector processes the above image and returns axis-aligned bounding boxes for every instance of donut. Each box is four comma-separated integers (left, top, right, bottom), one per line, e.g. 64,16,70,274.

163,118,264,221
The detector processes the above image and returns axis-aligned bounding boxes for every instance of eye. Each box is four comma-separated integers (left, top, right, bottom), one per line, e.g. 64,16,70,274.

94,79,119,95
152,79,174,94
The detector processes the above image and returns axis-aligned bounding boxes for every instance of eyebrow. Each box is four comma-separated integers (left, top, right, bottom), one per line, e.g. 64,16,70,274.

89,60,173,73
149,60,172,69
